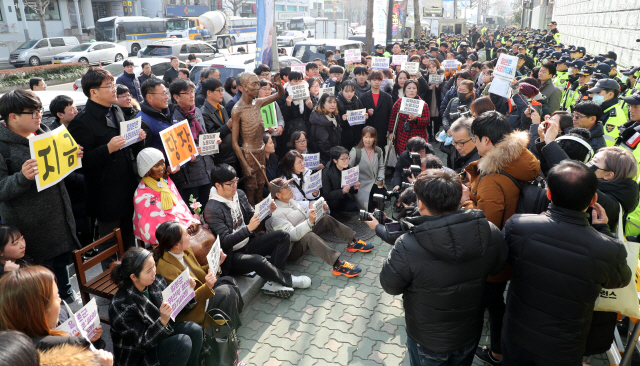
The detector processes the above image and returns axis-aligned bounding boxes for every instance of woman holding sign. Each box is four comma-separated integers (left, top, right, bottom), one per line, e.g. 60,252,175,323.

109,247,203,366
349,127,385,211
154,221,243,334
388,79,431,155
390,70,410,105
133,148,201,246
0,266,112,364
322,146,361,215
309,94,342,165
280,150,321,207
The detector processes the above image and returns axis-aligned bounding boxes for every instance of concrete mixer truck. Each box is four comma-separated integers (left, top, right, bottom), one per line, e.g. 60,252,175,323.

166,11,233,49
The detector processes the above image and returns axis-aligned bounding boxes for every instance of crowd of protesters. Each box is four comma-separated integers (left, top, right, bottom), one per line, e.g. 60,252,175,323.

0,20,639,366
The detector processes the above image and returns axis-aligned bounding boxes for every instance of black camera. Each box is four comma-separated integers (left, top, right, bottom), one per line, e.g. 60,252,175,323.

401,182,414,190
359,194,386,222
450,105,472,120
384,189,400,200
402,165,422,177
409,152,421,165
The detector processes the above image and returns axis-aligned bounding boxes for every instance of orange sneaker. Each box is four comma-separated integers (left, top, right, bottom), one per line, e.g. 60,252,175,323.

332,261,362,277
347,239,374,253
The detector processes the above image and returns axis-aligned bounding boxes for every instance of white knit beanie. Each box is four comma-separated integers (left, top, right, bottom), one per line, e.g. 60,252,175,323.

137,148,165,177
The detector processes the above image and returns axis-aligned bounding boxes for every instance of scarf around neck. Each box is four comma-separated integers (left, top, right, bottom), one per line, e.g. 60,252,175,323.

178,105,204,142
142,177,179,211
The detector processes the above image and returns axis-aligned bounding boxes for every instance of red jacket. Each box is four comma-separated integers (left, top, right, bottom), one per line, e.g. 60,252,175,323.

388,97,430,155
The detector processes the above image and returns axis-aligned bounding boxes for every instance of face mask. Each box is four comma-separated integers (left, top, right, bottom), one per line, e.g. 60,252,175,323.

568,67,574,74
457,92,469,100
592,94,605,105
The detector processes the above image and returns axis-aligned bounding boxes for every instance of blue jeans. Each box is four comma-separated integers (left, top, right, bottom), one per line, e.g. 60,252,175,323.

407,335,476,366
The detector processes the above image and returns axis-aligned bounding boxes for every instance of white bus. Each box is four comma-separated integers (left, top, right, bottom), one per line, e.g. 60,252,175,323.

228,17,257,45
96,16,167,55
290,17,318,38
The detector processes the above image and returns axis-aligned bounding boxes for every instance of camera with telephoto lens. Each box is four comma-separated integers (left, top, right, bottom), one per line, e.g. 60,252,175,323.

409,152,421,165
402,165,422,177
450,105,472,120
401,182,414,190
359,194,386,222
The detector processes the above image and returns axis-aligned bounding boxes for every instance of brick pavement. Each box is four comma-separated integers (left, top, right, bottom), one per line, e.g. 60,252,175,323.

234,232,613,366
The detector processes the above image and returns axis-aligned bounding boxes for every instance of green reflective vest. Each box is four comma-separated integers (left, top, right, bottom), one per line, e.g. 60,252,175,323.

603,103,628,146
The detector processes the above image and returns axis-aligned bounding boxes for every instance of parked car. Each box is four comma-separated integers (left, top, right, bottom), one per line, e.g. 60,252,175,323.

139,39,218,61
53,42,128,66
73,58,187,91
291,39,363,63
189,54,302,85
10,37,80,68
277,31,306,46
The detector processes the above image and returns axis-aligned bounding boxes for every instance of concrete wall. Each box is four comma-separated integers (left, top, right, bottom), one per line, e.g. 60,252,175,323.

552,0,640,67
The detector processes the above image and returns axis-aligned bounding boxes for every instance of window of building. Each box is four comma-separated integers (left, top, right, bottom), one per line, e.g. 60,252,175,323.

298,6,305,11
275,5,284,10
15,0,61,21
286,5,296,11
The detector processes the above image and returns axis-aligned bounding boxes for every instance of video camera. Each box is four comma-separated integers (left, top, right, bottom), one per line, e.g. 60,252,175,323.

449,105,472,120
359,193,386,222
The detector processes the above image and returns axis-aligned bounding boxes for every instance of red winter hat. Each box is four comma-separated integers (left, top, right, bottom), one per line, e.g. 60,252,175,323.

519,82,540,99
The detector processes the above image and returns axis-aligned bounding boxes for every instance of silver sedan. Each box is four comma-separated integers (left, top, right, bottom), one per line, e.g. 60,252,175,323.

277,31,306,47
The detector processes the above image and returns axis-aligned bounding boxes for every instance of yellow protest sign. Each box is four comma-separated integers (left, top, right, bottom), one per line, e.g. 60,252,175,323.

29,126,82,192
159,120,198,170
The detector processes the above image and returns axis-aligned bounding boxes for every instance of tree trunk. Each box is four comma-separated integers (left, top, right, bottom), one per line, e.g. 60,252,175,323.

413,0,421,39
364,0,373,53
26,0,49,38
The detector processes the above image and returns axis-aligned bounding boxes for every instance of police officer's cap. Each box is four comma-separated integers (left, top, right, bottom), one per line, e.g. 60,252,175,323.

549,40,557,45
429,47,439,53
495,39,503,44
555,55,571,64
587,78,620,94
599,51,617,61
604,59,617,68
568,60,586,69
621,92,640,106
575,46,586,54
551,51,563,59
622,67,640,76
577,66,595,76
549,21,558,25
595,63,611,75
516,54,526,60
375,44,384,49
594,56,606,63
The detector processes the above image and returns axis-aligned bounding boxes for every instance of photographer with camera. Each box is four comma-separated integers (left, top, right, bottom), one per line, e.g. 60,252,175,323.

379,169,507,366
392,137,435,191
442,80,475,136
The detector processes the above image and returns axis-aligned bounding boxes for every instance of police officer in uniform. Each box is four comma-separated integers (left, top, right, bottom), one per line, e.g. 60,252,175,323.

588,78,627,146
546,21,561,43
562,64,592,111
554,55,571,90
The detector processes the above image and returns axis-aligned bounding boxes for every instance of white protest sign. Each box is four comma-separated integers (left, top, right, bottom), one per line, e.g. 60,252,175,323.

290,63,306,73
341,166,359,188
399,97,425,117
488,78,513,98
120,117,141,149
401,62,419,75
303,170,322,194
290,84,310,101
255,195,273,222
493,54,518,80
313,197,325,221
162,269,196,321
55,299,99,350
199,133,219,155
319,86,335,98
443,60,459,70
429,74,445,85
303,153,320,170
392,55,408,65
344,49,361,63
347,109,367,126
206,235,221,275
371,57,390,70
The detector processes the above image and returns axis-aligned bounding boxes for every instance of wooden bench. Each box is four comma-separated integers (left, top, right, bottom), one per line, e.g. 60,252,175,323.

72,228,125,324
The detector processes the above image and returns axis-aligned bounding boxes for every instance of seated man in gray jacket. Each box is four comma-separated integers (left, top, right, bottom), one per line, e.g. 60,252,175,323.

266,178,373,277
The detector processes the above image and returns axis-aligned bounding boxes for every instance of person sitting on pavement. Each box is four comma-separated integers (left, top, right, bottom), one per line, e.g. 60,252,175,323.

280,150,322,207
379,169,507,366
204,164,310,299
266,178,373,277
322,146,361,215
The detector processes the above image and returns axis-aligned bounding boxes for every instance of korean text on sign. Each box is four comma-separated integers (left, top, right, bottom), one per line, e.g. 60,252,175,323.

290,63,306,73
290,84,310,101
347,109,367,126
392,55,407,65
255,196,273,222
162,269,196,321
261,102,277,129
371,57,390,70
341,166,359,188
160,120,198,171
303,170,322,194
344,49,361,63
401,62,419,75
303,153,320,170
206,235,221,274
29,125,82,192
429,74,445,85
120,117,141,149
199,133,219,155
319,87,335,98
399,97,425,117
313,197,325,221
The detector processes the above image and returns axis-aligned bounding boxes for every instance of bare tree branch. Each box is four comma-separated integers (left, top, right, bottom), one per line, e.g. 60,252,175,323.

21,0,49,38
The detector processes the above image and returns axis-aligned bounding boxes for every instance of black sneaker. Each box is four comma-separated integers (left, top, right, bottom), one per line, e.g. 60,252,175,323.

475,347,501,365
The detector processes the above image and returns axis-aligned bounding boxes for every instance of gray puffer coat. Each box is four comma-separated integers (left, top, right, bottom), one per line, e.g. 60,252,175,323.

0,124,80,262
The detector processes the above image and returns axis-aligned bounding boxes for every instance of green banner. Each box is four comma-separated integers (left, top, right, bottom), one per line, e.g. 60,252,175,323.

261,102,277,129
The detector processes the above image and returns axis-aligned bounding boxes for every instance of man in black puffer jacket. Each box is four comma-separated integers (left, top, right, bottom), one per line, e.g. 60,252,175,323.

380,169,507,365
502,160,631,365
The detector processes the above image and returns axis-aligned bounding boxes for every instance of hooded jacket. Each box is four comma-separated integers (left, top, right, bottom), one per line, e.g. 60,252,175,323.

354,80,371,100
116,71,143,102
309,110,341,165
380,209,507,353
466,131,541,229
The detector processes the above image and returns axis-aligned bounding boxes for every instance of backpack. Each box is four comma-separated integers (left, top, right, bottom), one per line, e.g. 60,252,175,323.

479,170,549,215
498,170,549,215
354,146,383,166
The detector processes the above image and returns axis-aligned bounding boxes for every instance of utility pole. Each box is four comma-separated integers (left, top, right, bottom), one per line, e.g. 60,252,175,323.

453,0,457,18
